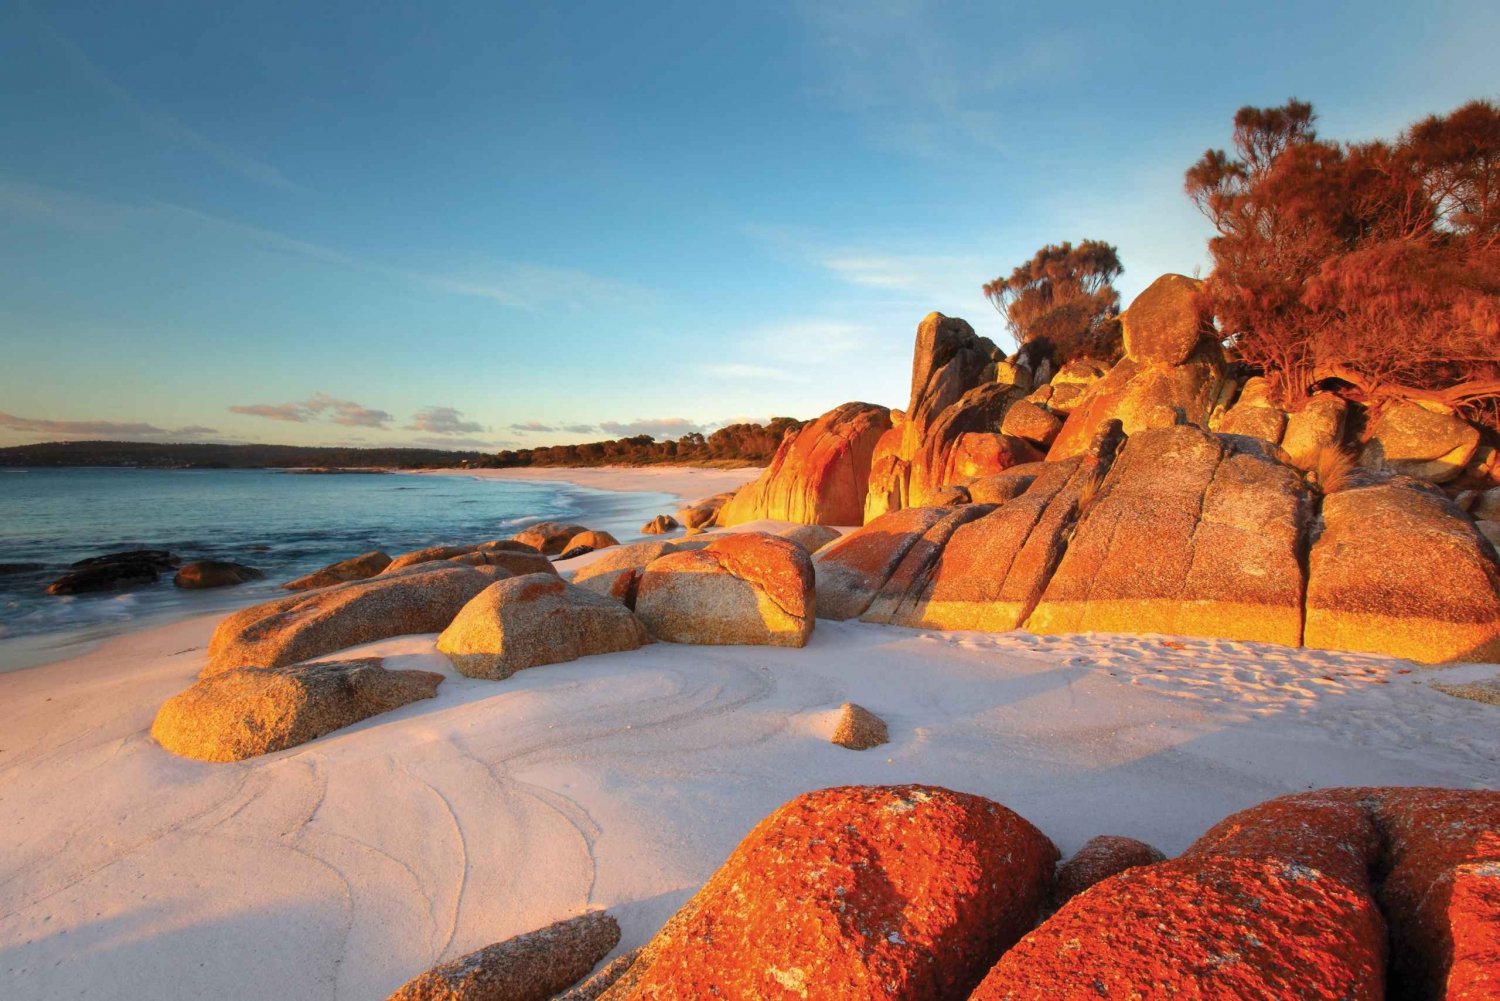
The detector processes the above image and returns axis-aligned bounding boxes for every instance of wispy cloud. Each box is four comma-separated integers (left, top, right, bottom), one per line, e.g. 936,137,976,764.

0,411,221,441
21,4,294,190
0,179,647,315
700,363,800,382
406,406,486,436
509,421,598,435
229,394,393,428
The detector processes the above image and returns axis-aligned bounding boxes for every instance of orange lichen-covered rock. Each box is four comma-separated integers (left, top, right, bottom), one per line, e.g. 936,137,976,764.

718,402,892,526
1304,474,1500,663
284,549,392,590
1354,787,1500,999
634,532,815,646
859,504,996,626
1052,835,1165,907
811,506,951,620
973,855,1386,1000
598,785,1058,1001
974,789,1388,1000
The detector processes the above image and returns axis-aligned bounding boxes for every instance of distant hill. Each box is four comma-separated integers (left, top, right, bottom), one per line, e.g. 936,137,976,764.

0,440,488,469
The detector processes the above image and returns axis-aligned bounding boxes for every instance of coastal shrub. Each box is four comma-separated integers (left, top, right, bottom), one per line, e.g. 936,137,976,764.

982,240,1125,366
1186,98,1500,430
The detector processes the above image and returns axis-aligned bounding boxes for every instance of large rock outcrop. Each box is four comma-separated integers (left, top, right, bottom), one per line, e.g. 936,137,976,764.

1027,425,1311,646
1304,473,1500,663
596,785,1057,1001
865,313,1005,521
205,563,491,676
387,911,621,1001
152,657,442,762
1048,276,1226,460
812,506,953,620
857,424,1123,632
634,533,814,647
437,574,649,680
718,402,892,526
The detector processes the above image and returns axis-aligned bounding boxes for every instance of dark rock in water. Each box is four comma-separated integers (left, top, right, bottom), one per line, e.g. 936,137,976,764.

70,549,179,571
0,563,46,576
48,550,180,595
174,560,265,589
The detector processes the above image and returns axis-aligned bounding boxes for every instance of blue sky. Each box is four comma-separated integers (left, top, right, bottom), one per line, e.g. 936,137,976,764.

2,0,1496,449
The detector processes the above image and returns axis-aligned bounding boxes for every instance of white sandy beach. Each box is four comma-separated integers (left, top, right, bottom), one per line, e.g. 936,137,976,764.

2,468,1498,1001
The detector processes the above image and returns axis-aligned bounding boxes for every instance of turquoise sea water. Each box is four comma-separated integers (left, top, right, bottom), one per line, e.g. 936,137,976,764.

0,468,671,670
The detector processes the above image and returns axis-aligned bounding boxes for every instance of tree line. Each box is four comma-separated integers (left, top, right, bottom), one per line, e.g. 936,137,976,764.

492,418,803,468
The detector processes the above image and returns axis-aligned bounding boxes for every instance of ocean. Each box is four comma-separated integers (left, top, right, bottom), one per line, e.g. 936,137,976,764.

0,467,672,670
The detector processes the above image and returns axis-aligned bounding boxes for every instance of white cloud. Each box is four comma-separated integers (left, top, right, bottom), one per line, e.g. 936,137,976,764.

406,406,486,436
229,394,393,428
0,411,223,441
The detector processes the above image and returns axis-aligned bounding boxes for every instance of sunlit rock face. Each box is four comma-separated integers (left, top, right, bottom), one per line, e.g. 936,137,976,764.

1048,275,1227,460
437,573,649,680
634,532,815,647
1026,425,1311,647
1304,472,1500,663
718,401,892,527
1360,398,1482,483
205,563,492,676
597,785,1058,1001
865,312,1006,522
153,657,441,762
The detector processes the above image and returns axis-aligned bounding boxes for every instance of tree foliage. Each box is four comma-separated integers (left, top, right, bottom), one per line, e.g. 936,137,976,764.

1186,98,1500,428
493,418,803,468
982,240,1124,364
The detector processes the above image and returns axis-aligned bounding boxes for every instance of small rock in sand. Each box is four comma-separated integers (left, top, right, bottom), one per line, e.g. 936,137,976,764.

1052,835,1166,907
386,911,620,1001
641,514,678,534
830,702,888,750
1431,679,1500,706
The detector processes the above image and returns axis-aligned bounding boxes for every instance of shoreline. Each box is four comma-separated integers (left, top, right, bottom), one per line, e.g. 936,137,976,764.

405,464,761,508
0,466,756,674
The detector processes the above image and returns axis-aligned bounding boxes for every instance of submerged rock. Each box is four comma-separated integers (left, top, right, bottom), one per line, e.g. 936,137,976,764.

640,514,679,535
152,657,442,762
437,574,649,680
173,560,264,589
47,549,178,595
387,911,621,1001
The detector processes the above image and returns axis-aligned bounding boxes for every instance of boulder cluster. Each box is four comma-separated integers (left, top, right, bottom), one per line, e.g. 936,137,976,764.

719,274,1500,664
382,784,1498,1000
154,520,825,761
